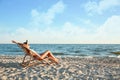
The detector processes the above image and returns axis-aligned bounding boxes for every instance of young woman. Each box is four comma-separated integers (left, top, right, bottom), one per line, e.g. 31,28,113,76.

12,40,59,64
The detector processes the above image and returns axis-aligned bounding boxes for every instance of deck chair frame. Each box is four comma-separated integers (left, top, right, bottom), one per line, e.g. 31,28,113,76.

17,44,50,67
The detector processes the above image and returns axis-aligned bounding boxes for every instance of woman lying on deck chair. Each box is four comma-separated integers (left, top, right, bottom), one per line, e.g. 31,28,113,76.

12,40,59,65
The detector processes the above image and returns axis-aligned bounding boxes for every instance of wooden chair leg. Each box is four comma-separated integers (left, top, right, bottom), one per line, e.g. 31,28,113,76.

21,55,33,67
22,54,27,64
26,55,34,67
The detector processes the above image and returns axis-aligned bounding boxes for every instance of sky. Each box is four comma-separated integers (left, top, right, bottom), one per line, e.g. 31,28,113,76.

0,0,120,44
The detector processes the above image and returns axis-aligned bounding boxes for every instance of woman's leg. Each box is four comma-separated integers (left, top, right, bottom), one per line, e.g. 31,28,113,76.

40,50,58,63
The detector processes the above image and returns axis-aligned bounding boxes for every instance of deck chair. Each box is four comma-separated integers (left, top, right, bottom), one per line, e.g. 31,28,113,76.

17,44,51,67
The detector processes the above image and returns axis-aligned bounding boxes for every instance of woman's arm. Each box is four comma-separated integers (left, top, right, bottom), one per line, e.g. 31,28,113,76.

12,40,23,45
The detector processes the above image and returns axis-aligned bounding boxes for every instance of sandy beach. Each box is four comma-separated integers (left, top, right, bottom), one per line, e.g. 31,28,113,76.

0,56,120,80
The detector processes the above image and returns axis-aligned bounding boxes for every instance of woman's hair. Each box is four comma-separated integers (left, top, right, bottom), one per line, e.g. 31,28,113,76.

23,40,28,44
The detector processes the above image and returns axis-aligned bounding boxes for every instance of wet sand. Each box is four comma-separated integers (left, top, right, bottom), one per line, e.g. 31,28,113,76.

0,56,120,80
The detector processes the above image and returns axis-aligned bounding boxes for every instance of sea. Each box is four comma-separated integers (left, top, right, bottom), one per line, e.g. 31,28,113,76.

0,44,120,57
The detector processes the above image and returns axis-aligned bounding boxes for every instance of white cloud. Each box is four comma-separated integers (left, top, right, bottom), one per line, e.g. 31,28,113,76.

95,15,120,43
84,1,98,15
2,15,120,44
62,22,85,36
97,15,120,34
0,1,65,43
1,1,120,44
4,21,89,44
85,0,120,15
30,1,65,27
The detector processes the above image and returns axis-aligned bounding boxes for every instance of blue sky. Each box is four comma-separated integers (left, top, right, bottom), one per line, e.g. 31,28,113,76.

0,0,120,44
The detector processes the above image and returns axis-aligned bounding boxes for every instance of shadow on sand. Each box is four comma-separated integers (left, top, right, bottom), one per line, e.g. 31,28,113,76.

0,62,22,68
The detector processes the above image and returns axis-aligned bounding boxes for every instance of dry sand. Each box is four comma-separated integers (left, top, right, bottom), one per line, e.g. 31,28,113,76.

0,56,120,80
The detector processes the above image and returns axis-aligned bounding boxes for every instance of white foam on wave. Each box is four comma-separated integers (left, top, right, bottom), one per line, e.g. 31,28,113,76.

60,55,94,58
117,55,120,58
108,55,117,57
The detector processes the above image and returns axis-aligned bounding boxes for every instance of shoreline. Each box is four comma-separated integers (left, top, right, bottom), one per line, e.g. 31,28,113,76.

0,54,118,57
0,56,120,79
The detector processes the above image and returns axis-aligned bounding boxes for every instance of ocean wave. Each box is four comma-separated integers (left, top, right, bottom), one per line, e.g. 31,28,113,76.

53,52,65,55
8,50,22,52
